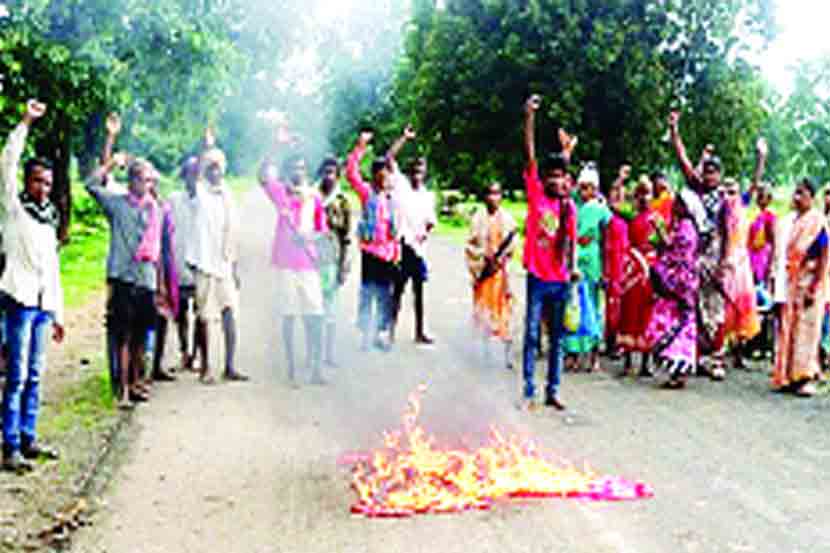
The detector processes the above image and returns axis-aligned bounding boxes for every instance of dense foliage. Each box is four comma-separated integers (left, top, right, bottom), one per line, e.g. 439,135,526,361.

0,0,240,237
338,0,779,195
3,0,830,239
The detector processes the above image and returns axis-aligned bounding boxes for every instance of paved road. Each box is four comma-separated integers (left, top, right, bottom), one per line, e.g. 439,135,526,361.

75,191,830,553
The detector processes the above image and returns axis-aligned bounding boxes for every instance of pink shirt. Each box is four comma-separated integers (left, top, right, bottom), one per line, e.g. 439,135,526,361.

522,161,577,282
263,179,328,271
346,145,400,263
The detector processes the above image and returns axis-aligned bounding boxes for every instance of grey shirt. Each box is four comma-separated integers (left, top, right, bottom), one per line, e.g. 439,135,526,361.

85,175,157,290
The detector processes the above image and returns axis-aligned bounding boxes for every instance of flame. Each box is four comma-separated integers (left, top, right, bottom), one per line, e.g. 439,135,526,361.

348,386,653,518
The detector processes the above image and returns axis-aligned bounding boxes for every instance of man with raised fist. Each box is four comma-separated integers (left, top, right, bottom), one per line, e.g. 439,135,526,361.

0,100,65,473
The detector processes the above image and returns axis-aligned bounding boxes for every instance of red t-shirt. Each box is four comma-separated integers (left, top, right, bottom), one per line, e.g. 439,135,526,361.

522,161,577,282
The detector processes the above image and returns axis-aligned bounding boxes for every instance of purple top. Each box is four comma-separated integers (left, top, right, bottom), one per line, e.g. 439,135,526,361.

263,179,328,271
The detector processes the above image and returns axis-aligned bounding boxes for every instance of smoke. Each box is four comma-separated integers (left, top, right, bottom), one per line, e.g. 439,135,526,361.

225,1,547,454
224,0,411,174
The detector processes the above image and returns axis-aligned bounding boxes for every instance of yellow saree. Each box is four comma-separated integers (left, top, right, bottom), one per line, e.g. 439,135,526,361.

773,208,828,388
465,207,518,341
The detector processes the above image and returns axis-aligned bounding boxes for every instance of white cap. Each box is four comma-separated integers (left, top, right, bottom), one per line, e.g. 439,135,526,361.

577,164,600,188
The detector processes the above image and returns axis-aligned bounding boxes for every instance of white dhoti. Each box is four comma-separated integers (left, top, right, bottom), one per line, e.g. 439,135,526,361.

275,269,324,317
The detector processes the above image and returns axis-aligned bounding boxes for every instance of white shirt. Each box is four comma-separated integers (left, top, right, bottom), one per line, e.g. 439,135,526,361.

168,189,197,286
0,124,63,324
773,212,795,304
390,171,437,259
187,179,236,279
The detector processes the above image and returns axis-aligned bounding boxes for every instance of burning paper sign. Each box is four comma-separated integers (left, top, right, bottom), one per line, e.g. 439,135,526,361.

345,387,653,518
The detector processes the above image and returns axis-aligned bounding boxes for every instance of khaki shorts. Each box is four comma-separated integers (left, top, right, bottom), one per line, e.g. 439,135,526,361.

195,271,238,321
275,269,323,316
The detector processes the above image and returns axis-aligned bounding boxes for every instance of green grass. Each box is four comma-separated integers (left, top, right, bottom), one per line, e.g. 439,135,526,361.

60,228,110,310
435,198,528,243
40,365,115,438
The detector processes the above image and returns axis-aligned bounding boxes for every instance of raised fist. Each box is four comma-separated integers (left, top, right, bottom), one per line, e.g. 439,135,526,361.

403,124,416,140
526,94,542,113
106,113,122,136
668,111,681,129
26,100,47,121
559,128,578,155
204,126,216,148
358,130,374,147
619,164,632,180
275,124,294,145
756,137,768,158
112,152,129,168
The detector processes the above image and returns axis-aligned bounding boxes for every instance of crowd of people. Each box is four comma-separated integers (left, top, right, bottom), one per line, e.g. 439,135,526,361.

489,95,828,412
1,91,828,471
257,123,437,385
0,101,251,473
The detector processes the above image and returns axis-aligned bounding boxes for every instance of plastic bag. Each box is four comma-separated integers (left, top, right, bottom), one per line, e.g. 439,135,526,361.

755,282,773,313
564,284,581,333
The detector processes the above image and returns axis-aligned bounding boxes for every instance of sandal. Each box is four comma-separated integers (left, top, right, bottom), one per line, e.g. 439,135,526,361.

564,355,578,372
795,382,817,397
661,377,686,390
117,398,135,411
128,389,149,403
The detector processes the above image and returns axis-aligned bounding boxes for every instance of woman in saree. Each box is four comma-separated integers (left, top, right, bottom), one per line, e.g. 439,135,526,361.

603,169,631,357
721,178,761,366
465,182,518,369
773,179,828,397
748,185,777,286
563,165,611,372
745,184,777,359
618,176,657,376
822,190,830,372
650,171,674,228
645,189,706,389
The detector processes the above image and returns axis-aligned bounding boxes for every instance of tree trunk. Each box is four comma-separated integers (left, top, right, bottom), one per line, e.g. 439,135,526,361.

78,113,102,178
37,116,72,244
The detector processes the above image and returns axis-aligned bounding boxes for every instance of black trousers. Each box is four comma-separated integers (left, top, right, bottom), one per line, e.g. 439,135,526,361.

392,242,427,335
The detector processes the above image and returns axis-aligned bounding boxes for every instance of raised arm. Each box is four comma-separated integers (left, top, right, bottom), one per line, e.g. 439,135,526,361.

524,95,541,166
346,131,373,204
101,112,121,167
386,125,416,166
2,100,46,208
668,111,699,185
86,152,129,215
258,124,294,208
558,128,578,167
752,137,768,190
613,164,631,193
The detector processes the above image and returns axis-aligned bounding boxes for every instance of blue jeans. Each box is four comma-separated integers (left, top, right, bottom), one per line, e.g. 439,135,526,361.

2,305,53,455
522,274,569,399
358,252,396,336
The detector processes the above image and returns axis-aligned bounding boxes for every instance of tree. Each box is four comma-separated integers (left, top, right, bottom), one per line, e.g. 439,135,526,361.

364,0,775,195
767,58,830,184
0,0,241,239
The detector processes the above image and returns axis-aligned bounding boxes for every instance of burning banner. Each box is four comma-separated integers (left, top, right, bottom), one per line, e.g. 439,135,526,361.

345,387,653,518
